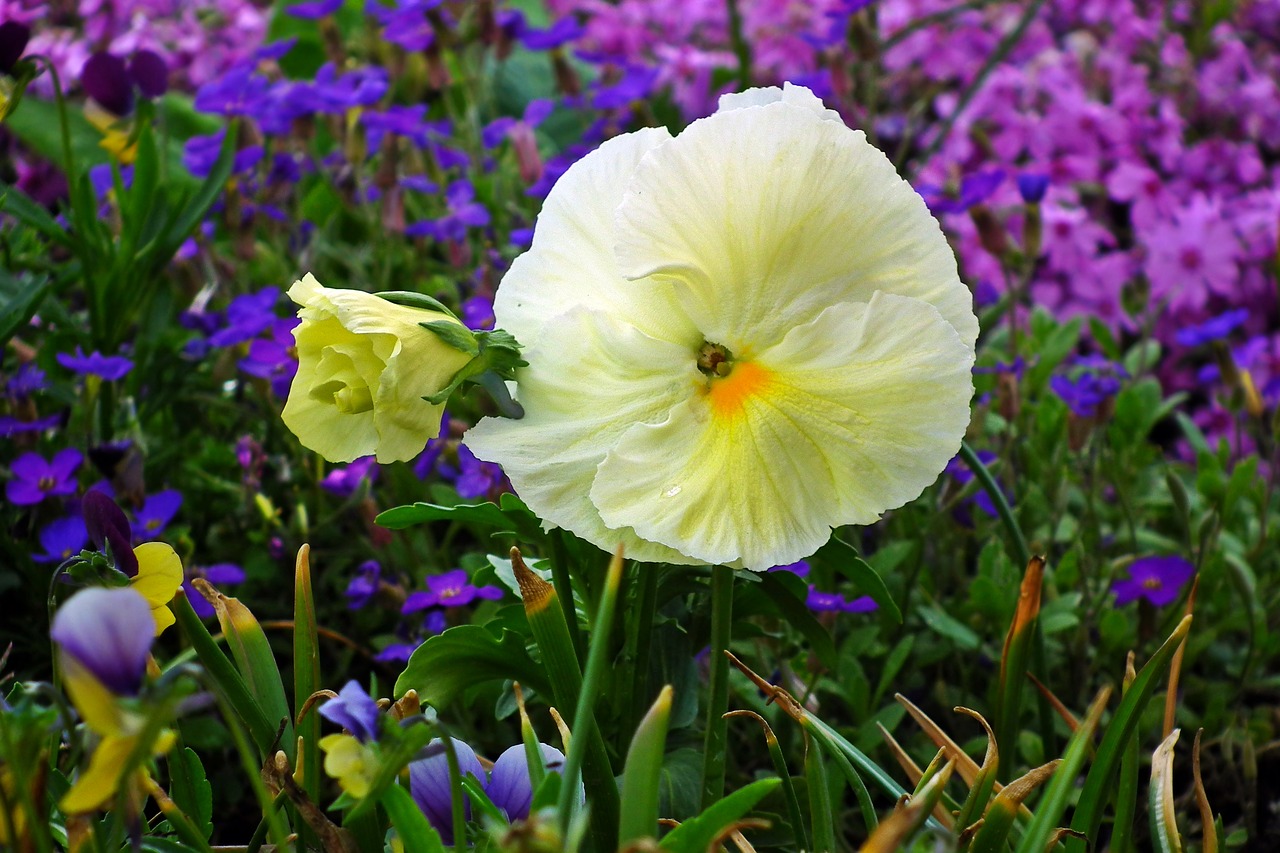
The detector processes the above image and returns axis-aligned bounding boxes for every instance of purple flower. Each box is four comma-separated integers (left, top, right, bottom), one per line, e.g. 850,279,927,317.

131,489,182,539
944,449,1004,521
194,63,273,117
82,489,138,577
0,414,62,437
1175,308,1249,347
1050,358,1127,418
1112,556,1194,607
285,0,343,18
805,587,878,614
409,738,486,844
57,348,133,381
319,680,381,742
519,17,583,51
345,560,382,610
366,0,444,52
461,296,495,330
184,131,263,180
591,66,659,110
449,445,504,499
6,448,82,505
293,63,388,114
919,169,1005,214
375,642,419,663
486,743,567,821
210,288,281,347
239,318,300,398
7,363,47,397
401,569,502,613
183,563,246,619
0,20,31,75
81,52,135,116
1017,173,1050,204
405,180,490,242
767,560,811,578
321,457,379,497
51,587,154,695
31,515,89,564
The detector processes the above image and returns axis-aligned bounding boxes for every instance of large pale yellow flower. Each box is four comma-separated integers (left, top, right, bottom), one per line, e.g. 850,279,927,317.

465,84,977,571
282,273,476,463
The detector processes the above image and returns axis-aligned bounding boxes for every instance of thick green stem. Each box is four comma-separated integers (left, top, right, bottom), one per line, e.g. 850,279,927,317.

700,565,735,808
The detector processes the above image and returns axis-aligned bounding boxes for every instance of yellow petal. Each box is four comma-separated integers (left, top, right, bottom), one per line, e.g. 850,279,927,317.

613,100,977,353
591,293,974,569
149,605,175,636
60,656,127,738
319,734,375,799
465,307,700,566
60,735,137,814
131,542,183,608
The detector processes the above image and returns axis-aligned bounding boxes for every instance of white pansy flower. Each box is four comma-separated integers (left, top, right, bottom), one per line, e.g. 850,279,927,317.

466,84,977,571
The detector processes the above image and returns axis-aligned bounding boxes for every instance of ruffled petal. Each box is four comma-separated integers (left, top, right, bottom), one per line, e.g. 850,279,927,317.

591,293,973,570
493,127,697,346
465,307,701,565
716,82,843,122
131,542,184,609
614,101,977,352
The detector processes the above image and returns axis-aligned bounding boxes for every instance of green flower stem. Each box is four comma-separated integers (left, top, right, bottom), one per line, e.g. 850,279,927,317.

551,532,587,663
620,564,659,750
557,550,624,841
700,565,735,808
959,441,1057,754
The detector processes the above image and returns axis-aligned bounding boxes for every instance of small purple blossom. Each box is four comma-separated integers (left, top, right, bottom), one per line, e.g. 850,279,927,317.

7,363,47,397
209,288,282,348
56,348,133,381
805,587,878,614
51,587,154,695
1017,173,1050,204
345,560,383,610
448,445,505,499
519,17,583,51
1112,556,1194,607
401,568,502,613
1175,308,1250,347
6,448,82,505
31,515,89,564
131,489,183,540
285,0,343,18
461,295,495,330
82,490,138,577
319,680,382,742
321,457,379,497
0,20,31,75
239,318,299,398
1050,358,1127,418
486,743,568,821
184,563,246,619
410,738,486,843
767,560,811,578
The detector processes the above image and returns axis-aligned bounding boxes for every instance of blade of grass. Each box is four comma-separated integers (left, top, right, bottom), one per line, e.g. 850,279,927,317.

727,711,811,851
294,545,320,852
618,685,674,847
1149,730,1183,853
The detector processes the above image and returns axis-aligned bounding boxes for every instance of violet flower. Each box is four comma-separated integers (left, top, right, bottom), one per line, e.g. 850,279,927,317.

401,569,502,614
409,738,486,843
210,288,282,347
1175,308,1249,347
519,17,583,51
1111,556,1194,607
239,318,300,398
767,560,811,578
319,681,382,743
183,563,246,619
7,363,47,397
806,587,878,614
57,348,133,381
31,515,89,564
345,560,383,610
81,49,168,116
82,489,138,577
1017,173,1050,204
0,20,30,76
50,587,154,695
131,489,182,540
6,448,82,505
321,457,379,497
285,0,343,18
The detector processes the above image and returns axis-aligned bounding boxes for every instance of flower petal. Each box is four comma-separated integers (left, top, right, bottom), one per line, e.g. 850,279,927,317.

59,734,137,813
486,743,566,822
409,737,486,844
464,307,701,565
613,101,977,352
591,293,974,569
131,542,184,609
51,587,155,699
493,127,696,346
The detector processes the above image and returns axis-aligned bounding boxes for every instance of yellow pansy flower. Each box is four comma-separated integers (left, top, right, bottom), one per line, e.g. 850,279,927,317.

319,733,380,799
465,84,977,570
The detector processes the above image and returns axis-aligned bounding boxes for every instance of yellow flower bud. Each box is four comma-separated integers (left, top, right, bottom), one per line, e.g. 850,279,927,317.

282,273,475,463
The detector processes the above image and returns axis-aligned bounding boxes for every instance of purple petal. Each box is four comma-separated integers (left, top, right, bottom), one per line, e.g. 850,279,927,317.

128,50,169,98
51,587,154,695
6,477,46,506
82,490,138,576
402,590,440,613
0,21,31,75
285,0,343,18
486,743,566,821
844,595,878,614
319,680,381,743
9,451,49,481
81,52,134,116
202,563,245,585
49,447,84,481
409,738,485,844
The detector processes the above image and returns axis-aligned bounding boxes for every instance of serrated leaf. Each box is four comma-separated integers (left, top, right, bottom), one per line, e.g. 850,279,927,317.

168,748,213,840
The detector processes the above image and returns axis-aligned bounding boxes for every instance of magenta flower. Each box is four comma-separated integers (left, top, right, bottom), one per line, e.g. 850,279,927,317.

6,448,82,505
1111,556,1194,607
401,569,503,613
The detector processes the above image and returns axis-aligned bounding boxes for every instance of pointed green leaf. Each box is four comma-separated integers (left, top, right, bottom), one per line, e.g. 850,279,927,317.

658,778,780,852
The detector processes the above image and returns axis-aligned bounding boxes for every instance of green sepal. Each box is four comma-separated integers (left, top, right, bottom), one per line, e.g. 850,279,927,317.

420,320,480,357
378,290,459,319
420,326,528,409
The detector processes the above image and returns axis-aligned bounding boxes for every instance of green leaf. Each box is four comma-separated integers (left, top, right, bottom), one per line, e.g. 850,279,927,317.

619,686,674,846
381,784,447,853
167,748,213,840
0,270,52,347
658,778,780,852
916,603,980,650
375,499,541,539
377,290,459,319
811,536,902,623
1028,314,1083,387
0,185,72,246
394,625,550,706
